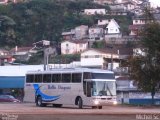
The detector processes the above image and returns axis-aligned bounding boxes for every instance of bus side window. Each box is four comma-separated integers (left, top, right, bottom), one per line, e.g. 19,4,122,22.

62,73,71,83
72,73,82,83
43,74,51,83
26,74,34,83
52,74,61,83
35,74,43,83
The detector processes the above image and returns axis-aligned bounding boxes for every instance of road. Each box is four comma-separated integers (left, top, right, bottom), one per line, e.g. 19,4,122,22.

0,103,159,120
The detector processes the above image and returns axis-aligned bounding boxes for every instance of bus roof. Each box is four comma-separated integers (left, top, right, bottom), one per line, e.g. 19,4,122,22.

26,68,114,74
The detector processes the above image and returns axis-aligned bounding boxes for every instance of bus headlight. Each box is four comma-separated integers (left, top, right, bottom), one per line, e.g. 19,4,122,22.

113,101,117,105
94,100,99,105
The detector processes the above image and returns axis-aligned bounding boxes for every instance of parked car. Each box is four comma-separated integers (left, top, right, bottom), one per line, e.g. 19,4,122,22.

0,95,21,103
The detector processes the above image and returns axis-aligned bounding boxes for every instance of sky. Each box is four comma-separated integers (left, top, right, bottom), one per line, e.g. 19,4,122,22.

149,0,160,7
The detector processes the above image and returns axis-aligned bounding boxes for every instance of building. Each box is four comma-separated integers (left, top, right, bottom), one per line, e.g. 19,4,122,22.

80,48,119,69
10,46,37,61
105,19,122,39
75,25,88,40
0,0,19,4
106,19,120,34
83,9,106,15
88,26,104,41
93,0,114,5
129,17,145,36
61,40,88,54
61,30,75,40
116,76,160,105
0,49,14,64
97,19,110,26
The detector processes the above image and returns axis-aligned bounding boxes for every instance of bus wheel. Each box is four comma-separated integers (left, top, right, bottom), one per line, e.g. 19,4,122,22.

78,97,83,109
36,96,45,107
98,106,102,109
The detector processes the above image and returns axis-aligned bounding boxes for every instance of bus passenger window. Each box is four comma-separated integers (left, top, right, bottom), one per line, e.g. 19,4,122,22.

26,75,34,83
52,74,61,83
72,73,82,83
83,72,91,80
43,74,51,83
35,74,42,83
62,73,71,83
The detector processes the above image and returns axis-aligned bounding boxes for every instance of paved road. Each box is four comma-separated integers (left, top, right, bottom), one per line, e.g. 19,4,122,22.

0,103,159,120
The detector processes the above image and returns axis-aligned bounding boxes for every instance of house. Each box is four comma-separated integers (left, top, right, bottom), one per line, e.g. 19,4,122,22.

61,40,88,55
10,46,37,61
75,25,88,40
81,44,133,69
83,9,106,15
93,0,114,5
61,30,75,40
88,25,104,41
0,49,14,65
106,19,120,34
80,48,119,69
0,0,17,4
116,76,160,105
105,19,122,39
129,17,146,36
97,19,110,26
123,2,136,11
116,76,137,104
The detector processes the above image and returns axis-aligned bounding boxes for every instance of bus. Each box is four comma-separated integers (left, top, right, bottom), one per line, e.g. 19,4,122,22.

24,68,117,109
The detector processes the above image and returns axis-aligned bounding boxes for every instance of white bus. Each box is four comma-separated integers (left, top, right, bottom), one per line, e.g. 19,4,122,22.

24,68,117,109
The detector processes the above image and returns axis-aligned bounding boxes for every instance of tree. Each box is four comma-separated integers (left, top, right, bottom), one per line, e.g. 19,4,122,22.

130,10,160,105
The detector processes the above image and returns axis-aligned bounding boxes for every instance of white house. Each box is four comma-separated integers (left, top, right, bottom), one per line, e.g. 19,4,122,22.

81,48,119,69
93,0,114,5
106,19,120,34
97,19,110,26
84,9,106,15
0,0,17,4
61,40,88,55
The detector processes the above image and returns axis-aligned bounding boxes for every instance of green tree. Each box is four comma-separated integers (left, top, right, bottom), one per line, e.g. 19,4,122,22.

130,10,160,105
92,41,106,48
0,15,17,47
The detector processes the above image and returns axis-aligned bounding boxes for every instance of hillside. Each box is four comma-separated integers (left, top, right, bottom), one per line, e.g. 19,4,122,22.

0,0,131,49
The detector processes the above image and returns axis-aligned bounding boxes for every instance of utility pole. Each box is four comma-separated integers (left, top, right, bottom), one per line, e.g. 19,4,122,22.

33,40,50,71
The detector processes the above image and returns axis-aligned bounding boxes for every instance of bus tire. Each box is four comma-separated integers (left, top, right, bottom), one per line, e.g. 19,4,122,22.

78,97,83,109
98,106,102,109
36,96,45,107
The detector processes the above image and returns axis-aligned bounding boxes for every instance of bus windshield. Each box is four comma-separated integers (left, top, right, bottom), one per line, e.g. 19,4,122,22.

92,81,116,96
91,73,114,79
